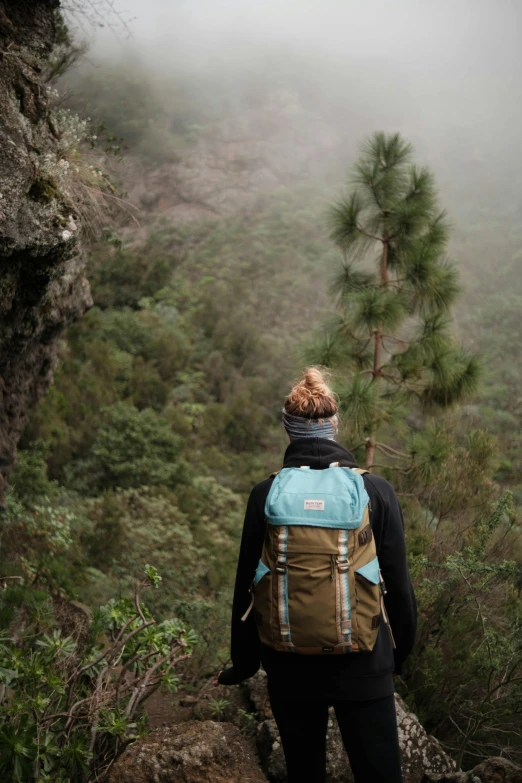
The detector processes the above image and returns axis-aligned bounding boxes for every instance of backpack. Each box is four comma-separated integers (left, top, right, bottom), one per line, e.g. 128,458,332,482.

244,463,395,654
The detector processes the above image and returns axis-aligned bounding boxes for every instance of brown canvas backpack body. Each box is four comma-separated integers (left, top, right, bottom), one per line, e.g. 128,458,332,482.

244,463,394,655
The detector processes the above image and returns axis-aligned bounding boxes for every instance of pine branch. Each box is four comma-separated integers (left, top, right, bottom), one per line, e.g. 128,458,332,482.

375,440,411,459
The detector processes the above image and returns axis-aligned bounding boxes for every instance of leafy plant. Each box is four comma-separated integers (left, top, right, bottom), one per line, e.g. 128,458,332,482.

234,708,258,735
0,567,195,782
208,698,230,721
406,494,522,768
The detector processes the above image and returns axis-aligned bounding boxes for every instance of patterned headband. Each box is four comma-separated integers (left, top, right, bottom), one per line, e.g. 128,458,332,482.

282,408,338,441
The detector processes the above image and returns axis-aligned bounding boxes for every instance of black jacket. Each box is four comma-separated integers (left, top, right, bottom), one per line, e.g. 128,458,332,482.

219,438,417,700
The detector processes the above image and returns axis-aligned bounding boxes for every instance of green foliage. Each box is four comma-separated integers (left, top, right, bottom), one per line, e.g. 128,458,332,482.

466,254,522,486
0,570,195,782
208,698,230,721
88,242,174,309
65,402,186,492
234,708,258,736
10,442,57,504
10,162,519,773
0,182,344,775
0,490,77,596
23,187,332,492
80,479,242,631
405,494,522,767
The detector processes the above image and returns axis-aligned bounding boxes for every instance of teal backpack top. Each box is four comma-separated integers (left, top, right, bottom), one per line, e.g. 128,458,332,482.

264,464,370,529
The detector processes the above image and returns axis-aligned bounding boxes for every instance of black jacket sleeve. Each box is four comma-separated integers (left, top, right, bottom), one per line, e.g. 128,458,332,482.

218,481,269,686
365,475,417,675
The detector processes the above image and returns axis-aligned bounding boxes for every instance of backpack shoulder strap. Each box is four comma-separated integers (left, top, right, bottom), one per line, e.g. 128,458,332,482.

351,467,373,524
269,466,309,476
330,462,369,476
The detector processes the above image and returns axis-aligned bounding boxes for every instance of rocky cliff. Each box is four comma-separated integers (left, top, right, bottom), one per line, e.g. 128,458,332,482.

0,0,92,504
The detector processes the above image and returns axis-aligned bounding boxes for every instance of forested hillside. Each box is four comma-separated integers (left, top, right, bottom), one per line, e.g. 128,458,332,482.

1,8,522,781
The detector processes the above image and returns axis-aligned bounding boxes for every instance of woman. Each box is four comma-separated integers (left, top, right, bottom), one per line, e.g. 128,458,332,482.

217,367,417,783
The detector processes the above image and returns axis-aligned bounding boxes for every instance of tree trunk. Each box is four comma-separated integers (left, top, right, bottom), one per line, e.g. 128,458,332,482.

365,231,388,470
380,228,389,284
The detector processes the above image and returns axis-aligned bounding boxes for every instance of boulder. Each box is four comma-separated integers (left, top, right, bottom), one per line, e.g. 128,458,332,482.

245,672,455,782
423,757,522,782
256,708,356,783
395,692,455,782
109,720,268,783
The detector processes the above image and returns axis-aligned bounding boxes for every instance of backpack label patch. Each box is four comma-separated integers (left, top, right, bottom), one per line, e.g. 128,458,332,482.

304,499,325,511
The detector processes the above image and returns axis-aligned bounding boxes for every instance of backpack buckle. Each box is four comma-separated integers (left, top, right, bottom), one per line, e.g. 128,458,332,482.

338,562,350,573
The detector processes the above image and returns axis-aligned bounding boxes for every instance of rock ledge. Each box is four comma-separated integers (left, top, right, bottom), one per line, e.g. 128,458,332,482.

109,719,268,783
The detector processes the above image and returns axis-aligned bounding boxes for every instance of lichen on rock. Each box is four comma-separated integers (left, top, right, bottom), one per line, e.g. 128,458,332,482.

109,720,268,783
244,672,455,783
0,0,92,504
422,757,522,782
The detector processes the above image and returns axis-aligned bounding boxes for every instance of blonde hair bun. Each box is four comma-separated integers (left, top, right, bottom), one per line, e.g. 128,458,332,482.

284,366,338,419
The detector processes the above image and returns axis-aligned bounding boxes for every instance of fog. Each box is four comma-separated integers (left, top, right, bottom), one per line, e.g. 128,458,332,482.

70,0,522,274
86,0,522,161
120,0,519,66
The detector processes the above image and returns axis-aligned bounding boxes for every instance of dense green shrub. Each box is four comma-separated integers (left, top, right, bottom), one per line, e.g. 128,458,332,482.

0,567,195,783
64,403,186,493
406,494,522,767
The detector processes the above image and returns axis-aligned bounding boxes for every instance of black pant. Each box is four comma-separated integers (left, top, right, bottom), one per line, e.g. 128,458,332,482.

269,693,403,783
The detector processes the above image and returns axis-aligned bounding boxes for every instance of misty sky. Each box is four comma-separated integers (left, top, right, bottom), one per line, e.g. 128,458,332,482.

112,0,520,70
94,0,521,134
81,0,522,205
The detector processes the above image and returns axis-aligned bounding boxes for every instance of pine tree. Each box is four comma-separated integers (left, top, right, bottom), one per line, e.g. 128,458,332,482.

314,132,480,470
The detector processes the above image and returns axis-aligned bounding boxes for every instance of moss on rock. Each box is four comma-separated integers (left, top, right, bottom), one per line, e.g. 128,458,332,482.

28,176,60,203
